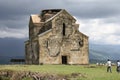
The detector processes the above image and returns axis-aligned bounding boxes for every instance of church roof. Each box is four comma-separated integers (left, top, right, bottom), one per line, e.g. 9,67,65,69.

30,15,41,23
44,9,76,23
30,9,76,24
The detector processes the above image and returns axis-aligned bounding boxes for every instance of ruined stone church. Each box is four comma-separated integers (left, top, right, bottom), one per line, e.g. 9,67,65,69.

25,9,89,65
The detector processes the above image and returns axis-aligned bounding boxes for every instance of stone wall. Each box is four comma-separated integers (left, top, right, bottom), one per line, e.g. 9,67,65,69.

0,70,86,80
37,10,89,64
39,21,52,34
25,39,39,64
29,23,44,39
38,30,61,64
25,9,89,65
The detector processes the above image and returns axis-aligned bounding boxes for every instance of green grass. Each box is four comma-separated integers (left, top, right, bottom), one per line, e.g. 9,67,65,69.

0,65,120,80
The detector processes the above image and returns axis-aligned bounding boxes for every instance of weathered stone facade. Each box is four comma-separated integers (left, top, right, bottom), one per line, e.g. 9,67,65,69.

25,9,89,65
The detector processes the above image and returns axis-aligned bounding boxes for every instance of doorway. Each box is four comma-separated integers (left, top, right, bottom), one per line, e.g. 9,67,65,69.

62,56,67,64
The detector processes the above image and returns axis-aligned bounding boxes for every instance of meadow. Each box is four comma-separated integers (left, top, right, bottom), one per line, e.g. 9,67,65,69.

0,64,120,80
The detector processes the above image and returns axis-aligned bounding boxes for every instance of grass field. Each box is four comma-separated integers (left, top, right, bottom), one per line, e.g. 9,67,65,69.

0,64,120,80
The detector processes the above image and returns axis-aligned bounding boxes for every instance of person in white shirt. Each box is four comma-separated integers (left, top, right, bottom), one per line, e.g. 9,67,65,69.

116,60,120,73
107,59,112,73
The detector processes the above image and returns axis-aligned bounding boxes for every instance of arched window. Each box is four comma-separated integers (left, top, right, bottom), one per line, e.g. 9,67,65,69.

63,23,66,36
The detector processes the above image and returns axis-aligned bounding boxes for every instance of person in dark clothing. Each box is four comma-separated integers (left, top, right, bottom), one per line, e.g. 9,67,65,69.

116,60,120,73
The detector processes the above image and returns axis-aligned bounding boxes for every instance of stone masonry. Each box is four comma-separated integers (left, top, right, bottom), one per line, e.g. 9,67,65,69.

25,9,89,65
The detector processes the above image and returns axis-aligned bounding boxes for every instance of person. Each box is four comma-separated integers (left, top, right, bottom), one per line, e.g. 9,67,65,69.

107,59,112,73
116,60,120,73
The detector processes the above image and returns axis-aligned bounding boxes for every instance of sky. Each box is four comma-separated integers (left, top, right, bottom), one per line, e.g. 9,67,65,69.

0,0,120,56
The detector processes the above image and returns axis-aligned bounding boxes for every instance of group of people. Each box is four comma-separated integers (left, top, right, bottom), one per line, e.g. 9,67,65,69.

107,59,120,73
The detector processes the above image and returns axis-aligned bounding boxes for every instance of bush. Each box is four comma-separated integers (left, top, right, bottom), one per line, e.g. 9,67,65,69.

0,76,10,80
22,77,33,80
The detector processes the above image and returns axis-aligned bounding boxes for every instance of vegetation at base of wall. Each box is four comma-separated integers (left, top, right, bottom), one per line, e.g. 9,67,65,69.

22,77,33,80
0,76,10,80
0,64,120,80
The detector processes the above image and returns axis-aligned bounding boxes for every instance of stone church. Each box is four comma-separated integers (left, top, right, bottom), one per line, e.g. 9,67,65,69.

25,9,89,65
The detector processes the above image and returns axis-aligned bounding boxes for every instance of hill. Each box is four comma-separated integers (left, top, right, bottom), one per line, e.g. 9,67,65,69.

0,56,24,64
0,42,120,64
89,44,120,60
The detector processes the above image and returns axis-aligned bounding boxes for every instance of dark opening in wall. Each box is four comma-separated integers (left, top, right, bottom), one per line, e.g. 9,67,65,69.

62,56,67,64
63,23,66,36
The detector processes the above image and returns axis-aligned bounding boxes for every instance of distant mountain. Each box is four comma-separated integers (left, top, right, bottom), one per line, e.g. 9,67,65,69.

0,56,11,64
0,37,120,64
89,44,120,61
0,38,27,57
0,56,24,64
0,38,26,64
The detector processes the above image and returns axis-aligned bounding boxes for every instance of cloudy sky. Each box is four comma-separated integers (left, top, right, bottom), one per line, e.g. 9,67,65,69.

0,0,120,56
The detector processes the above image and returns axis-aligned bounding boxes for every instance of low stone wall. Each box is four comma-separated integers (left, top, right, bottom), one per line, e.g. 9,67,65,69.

0,70,86,80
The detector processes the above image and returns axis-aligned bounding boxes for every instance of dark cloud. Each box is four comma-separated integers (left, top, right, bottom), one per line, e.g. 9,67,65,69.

0,0,120,28
0,16,29,29
0,0,65,29
66,0,120,19
101,16,120,24
0,0,120,39
0,0,65,19
0,0,120,62
0,0,120,19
